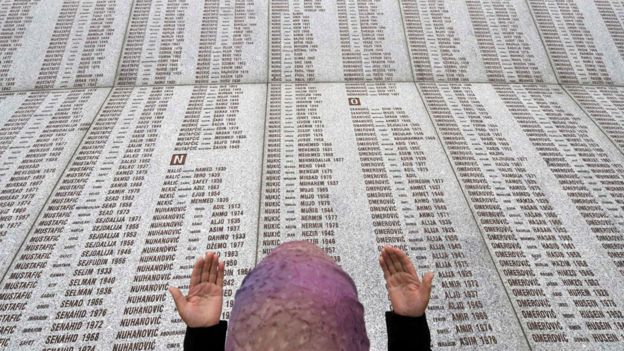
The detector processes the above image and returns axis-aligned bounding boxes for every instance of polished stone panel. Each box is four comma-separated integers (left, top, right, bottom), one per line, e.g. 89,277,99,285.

419,82,624,350
258,82,529,350
0,88,110,276
115,0,268,86
565,85,624,155
527,0,624,84
0,85,266,350
269,0,413,82
1,0,624,350
399,0,556,83
0,1,132,91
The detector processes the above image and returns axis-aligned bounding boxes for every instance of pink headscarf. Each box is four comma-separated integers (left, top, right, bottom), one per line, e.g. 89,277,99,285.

226,241,370,350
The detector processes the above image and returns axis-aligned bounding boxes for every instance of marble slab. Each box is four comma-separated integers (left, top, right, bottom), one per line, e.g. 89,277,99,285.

564,85,624,155
0,1,132,91
258,82,529,350
2,0,624,349
0,84,266,350
115,0,268,86
527,0,624,85
269,0,413,82
398,0,556,83
419,82,624,350
0,88,110,277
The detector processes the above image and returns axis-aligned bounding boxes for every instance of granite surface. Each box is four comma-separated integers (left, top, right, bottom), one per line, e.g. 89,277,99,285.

527,0,624,85
115,0,268,85
269,0,413,82
0,0,624,350
400,0,557,83
564,85,624,154
0,1,132,91
258,82,529,350
419,82,624,350
0,88,110,276
0,85,266,350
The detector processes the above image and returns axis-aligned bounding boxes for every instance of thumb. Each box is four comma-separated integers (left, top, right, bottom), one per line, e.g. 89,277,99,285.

168,286,187,312
421,272,434,298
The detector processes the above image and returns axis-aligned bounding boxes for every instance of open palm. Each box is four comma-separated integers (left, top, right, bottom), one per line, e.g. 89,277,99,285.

169,252,225,328
379,245,434,317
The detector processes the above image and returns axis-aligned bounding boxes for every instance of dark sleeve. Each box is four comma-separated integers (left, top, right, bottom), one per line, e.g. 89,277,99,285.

184,321,228,351
386,312,431,351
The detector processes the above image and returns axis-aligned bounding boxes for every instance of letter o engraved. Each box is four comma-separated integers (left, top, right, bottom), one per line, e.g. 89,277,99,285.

348,97,361,106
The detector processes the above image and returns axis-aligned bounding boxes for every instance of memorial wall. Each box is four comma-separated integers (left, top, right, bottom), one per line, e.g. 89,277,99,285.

0,0,623,350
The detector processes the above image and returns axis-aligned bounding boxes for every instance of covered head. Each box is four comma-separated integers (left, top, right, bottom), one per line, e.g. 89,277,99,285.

225,241,370,351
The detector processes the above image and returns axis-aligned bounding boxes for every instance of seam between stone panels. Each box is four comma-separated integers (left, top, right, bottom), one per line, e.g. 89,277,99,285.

395,0,419,82
3,81,624,95
265,0,271,85
0,87,116,283
412,82,534,351
254,0,272,267
264,0,270,84
522,0,561,85
113,0,140,86
0,85,115,94
254,83,270,266
562,85,624,158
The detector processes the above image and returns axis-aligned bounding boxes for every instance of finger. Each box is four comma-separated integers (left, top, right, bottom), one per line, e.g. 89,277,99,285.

381,247,396,274
168,287,187,313
395,247,418,277
422,272,434,298
379,255,390,280
386,247,404,274
201,252,213,283
209,253,219,284
389,246,410,271
190,256,203,288
216,260,225,288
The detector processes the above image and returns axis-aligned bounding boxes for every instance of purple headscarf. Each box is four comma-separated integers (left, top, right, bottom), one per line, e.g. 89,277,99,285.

225,241,370,350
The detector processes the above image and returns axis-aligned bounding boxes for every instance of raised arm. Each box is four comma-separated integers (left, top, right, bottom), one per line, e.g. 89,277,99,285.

169,252,227,351
379,245,434,351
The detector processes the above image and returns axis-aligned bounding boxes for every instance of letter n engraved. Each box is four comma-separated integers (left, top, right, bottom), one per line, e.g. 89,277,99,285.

170,154,187,166
348,97,361,106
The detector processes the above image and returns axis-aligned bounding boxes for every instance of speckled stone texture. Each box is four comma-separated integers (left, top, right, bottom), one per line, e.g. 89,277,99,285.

1,0,624,350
